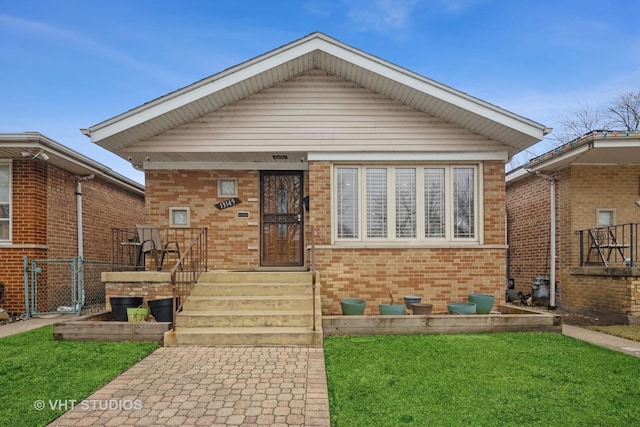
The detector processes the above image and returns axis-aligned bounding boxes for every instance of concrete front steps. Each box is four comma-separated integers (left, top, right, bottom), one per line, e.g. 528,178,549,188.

165,271,322,347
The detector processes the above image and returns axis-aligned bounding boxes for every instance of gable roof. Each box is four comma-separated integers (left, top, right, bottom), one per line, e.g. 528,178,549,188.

84,32,550,160
0,132,144,195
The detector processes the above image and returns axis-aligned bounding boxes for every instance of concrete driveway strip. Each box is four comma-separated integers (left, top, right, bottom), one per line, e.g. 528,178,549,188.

48,346,330,426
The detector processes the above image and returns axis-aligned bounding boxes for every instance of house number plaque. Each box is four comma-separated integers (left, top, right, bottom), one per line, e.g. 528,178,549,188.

215,198,241,210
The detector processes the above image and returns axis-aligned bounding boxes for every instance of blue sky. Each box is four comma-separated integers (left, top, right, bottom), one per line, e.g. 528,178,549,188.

1,0,639,183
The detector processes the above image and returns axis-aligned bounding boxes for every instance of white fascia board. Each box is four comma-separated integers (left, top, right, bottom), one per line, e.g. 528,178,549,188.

316,41,548,140
523,144,591,173
145,161,309,171
308,151,508,161
90,41,323,143
90,34,547,145
592,139,640,149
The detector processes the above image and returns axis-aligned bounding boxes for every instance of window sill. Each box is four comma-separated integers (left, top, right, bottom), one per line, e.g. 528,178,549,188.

309,242,506,250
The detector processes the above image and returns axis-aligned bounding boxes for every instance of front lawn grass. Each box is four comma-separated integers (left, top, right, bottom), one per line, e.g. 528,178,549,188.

0,326,159,427
324,333,640,426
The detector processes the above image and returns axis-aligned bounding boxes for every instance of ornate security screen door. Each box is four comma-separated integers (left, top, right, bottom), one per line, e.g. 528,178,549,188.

260,171,304,267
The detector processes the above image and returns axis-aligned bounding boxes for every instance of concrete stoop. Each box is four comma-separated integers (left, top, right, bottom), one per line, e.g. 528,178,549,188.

165,271,322,347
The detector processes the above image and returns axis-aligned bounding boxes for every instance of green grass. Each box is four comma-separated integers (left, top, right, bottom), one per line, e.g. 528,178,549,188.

324,333,640,427
0,326,159,427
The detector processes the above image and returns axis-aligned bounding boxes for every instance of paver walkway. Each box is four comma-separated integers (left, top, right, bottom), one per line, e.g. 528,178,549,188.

48,346,330,426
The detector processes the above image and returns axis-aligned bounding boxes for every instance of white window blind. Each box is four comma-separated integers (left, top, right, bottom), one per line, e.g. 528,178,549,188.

366,168,387,238
336,168,359,239
395,168,416,238
425,168,445,238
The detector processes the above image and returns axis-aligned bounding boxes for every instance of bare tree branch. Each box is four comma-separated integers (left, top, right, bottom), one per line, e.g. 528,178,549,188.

608,90,640,131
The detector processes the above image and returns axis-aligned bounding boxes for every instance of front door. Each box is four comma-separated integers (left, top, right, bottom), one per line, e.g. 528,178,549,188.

260,171,304,267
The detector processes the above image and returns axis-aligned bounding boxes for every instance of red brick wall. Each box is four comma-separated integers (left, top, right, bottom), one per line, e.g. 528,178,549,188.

506,172,552,295
0,161,144,313
146,170,261,270
507,164,640,320
311,160,507,315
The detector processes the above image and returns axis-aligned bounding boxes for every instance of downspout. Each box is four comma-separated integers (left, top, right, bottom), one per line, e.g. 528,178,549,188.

75,175,95,312
75,174,95,258
534,171,556,308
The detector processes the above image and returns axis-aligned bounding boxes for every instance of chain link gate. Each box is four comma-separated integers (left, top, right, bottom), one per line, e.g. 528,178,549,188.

24,257,111,317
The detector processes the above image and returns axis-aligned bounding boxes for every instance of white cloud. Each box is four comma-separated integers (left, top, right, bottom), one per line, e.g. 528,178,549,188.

344,0,419,32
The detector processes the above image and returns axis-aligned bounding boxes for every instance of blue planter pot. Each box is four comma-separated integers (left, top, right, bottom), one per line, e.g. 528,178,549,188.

447,302,476,314
468,294,495,314
379,304,406,315
403,295,422,309
341,298,366,315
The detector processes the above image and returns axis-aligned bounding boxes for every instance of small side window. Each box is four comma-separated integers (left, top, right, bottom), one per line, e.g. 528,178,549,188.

596,209,614,227
218,178,238,197
170,207,190,227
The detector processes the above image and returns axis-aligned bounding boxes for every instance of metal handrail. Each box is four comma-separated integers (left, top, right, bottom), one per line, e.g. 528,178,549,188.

170,227,208,330
578,223,639,267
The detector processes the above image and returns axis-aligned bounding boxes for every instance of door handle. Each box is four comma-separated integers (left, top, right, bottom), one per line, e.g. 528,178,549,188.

297,214,302,222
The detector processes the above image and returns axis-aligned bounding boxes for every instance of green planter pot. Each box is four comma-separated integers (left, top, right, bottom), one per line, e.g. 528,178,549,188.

447,302,476,314
341,298,366,315
379,304,406,315
468,293,495,314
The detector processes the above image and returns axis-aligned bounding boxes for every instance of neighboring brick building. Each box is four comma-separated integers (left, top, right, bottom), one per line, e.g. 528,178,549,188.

0,133,145,313
507,131,640,323
83,32,549,315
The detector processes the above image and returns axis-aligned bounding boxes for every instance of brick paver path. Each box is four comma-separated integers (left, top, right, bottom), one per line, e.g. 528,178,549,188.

49,346,330,426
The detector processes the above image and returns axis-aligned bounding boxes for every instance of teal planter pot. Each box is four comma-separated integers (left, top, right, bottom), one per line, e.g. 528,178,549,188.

379,304,406,315
341,298,366,315
447,302,476,314
468,293,495,314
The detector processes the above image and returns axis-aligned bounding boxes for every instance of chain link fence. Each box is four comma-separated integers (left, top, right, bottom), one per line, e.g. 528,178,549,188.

25,257,110,317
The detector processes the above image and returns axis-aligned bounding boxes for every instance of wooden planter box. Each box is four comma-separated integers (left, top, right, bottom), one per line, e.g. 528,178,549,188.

53,312,170,344
322,304,562,336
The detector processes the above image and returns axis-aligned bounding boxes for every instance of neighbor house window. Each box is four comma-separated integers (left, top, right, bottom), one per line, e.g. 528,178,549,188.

169,207,190,227
596,209,615,227
0,163,10,242
335,165,478,242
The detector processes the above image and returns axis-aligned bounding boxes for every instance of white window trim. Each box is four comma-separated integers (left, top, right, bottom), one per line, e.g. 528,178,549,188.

0,161,12,244
332,164,482,244
218,178,238,197
169,206,190,227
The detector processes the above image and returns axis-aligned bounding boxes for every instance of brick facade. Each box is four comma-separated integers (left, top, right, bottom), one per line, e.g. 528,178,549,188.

0,160,144,313
507,164,640,322
143,160,508,315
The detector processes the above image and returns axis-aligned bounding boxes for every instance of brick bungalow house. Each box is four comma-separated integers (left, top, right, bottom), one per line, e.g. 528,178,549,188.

506,130,640,324
83,32,549,321
0,132,144,314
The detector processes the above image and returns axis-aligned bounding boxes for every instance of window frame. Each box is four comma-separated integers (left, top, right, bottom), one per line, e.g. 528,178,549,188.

169,207,190,228
596,209,615,227
333,164,480,243
0,161,11,243
218,178,238,197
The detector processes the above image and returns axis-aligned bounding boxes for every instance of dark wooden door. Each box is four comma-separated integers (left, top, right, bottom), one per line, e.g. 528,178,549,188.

260,171,304,267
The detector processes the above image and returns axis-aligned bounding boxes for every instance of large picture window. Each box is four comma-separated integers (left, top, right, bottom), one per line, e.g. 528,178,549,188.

335,165,478,242
0,163,11,242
